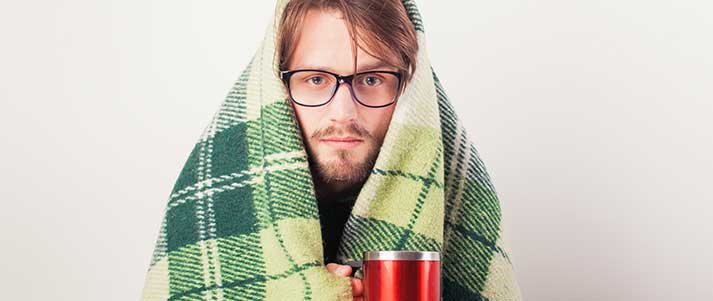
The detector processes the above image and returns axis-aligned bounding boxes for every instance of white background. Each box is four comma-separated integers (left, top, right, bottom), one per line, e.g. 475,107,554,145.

1,0,711,300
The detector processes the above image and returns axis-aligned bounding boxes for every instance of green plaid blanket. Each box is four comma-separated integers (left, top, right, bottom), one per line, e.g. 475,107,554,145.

141,0,522,300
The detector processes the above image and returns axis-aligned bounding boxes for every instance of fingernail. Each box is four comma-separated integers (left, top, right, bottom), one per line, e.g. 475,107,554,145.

337,266,350,274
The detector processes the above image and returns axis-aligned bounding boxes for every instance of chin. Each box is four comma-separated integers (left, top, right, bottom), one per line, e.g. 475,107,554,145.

317,153,368,182
321,152,360,169
306,139,378,183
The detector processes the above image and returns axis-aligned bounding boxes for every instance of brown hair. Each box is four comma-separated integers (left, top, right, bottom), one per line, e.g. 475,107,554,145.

276,0,419,94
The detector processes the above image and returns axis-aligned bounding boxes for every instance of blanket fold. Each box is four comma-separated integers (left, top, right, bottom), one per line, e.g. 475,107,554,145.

141,0,522,300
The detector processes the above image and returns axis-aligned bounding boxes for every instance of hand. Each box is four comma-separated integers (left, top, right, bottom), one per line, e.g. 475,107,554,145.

326,263,363,301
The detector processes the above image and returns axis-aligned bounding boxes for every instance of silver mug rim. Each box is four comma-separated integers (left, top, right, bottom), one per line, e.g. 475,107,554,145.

363,251,440,261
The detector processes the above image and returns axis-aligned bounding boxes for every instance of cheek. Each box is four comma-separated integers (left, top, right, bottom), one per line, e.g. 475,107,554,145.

364,108,396,141
293,106,320,138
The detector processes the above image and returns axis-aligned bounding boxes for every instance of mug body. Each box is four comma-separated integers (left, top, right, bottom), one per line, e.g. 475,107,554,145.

362,251,441,301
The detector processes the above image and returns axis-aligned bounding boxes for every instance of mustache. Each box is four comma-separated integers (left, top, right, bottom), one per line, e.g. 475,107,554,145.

311,122,372,140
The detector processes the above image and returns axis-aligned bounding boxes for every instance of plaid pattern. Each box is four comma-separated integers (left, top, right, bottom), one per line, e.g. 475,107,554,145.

141,0,522,300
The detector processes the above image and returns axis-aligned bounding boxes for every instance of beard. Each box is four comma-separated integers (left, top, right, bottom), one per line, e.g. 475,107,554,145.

305,122,380,187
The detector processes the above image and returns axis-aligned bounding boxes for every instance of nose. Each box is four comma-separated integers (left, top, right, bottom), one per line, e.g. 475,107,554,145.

327,80,358,123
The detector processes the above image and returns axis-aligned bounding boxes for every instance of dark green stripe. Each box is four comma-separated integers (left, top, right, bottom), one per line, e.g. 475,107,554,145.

371,168,443,189
401,0,425,33
258,98,313,300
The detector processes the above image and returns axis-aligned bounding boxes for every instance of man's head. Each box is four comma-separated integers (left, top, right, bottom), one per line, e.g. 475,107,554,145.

277,0,418,193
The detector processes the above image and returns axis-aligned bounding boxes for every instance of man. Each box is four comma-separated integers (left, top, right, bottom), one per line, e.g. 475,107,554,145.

277,0,418,298
142,0,521,300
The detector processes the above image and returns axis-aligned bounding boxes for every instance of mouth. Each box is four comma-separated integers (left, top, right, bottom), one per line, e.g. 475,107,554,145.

320,137,364,150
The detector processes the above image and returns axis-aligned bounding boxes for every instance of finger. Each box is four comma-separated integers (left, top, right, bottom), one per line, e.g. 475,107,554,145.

326,263,340,273
326,264,352,277
336,265,352,277
351,278,363,297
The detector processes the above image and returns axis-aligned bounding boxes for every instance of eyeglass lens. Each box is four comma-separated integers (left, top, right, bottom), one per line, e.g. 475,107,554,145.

288,71,399,107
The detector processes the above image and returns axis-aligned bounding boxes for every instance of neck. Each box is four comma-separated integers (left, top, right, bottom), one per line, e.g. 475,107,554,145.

312,172,365,202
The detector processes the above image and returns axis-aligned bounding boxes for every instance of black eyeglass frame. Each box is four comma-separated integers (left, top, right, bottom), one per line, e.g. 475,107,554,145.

279,69,403,108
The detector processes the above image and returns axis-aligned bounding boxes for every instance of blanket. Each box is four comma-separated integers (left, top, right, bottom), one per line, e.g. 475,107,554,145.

141,0,522,300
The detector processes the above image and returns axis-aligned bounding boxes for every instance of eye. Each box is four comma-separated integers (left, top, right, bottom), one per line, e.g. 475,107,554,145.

362,76,382,86
307,76,327,85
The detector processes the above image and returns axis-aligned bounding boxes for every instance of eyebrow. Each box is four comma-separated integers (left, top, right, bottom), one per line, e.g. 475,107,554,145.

293,61,394,74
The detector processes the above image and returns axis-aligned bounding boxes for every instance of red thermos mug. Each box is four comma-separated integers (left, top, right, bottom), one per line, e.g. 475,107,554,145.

361,251,441,301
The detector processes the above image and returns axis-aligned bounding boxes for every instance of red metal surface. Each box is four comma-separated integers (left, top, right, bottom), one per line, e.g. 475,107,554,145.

362,259,441,301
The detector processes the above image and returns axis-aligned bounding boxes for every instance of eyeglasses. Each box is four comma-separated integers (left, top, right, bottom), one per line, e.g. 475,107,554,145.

280,69,402,108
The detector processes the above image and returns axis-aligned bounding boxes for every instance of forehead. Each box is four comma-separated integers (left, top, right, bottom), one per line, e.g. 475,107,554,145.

287,8,397,74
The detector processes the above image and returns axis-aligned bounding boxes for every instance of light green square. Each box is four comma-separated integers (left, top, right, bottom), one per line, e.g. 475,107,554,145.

259,218,322,277
380,124,440,178
361,175,423,228
264,270,305,300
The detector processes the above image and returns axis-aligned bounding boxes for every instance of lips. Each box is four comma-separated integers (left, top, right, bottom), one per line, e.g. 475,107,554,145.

320,137,363,150
321,137,363,142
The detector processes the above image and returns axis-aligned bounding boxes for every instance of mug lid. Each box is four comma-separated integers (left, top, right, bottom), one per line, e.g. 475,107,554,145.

363,251,440,261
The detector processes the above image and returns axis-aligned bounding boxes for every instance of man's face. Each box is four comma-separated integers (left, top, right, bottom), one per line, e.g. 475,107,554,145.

285,9,399,188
